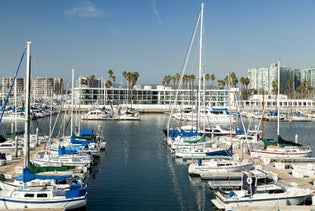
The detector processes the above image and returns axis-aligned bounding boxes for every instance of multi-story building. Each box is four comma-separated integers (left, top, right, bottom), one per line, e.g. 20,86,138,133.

1,77,24,96
74,77,238,108
0,77,64,104
31,77,55,98
301,67,315,88
248,63,297,94
53,77,64,95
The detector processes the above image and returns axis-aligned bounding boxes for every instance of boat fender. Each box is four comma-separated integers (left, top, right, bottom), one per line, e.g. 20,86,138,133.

247,177,252,185
228,191,235,197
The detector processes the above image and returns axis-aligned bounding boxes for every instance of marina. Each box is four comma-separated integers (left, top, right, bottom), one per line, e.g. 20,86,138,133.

0,114,315,210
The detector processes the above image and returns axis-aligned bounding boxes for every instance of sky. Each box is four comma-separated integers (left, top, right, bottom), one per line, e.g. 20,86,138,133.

1,0,315,86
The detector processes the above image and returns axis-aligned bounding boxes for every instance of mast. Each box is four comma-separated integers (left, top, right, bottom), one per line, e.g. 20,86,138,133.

277,60,280,137
197,2,204,130
24,41,31,168
71,68,74,136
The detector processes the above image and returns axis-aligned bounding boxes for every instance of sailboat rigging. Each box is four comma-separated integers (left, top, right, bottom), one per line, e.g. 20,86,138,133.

0,41,87,210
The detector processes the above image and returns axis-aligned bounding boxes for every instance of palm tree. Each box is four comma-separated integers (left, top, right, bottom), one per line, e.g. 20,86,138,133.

272,80,278,95
105,80,112,88
205,73,210,87
244,77,250,89
130,72,139,87
122,71,139,104
175,73,181,86
183,75,189,88
188,74,196,89
224,72,238,88
240,77,246,90
217,79,225,89
171,76,177,87
162,75,172,86
89,75,96,87
108,69,115,86
108,69,113,80
210,74,215,87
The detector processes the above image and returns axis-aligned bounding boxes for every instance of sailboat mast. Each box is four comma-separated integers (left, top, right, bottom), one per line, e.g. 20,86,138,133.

197,3,204,129
71,68,74,136
24,41,31,168
277,59,280,136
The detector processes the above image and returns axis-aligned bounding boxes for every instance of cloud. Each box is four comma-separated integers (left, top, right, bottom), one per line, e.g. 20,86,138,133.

151,0,162,26
65,1,104,18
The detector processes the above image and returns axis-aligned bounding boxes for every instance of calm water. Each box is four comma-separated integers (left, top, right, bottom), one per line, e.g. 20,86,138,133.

1,114,315,210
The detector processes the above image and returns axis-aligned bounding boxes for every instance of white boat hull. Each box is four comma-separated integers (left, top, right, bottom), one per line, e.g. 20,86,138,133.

0,188,87,210
212,190,311,210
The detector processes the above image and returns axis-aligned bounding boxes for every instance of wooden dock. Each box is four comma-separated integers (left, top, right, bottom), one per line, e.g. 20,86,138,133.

0,142,46,177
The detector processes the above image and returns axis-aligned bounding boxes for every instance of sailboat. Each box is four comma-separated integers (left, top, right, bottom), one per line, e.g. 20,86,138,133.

0,42,87,210
164,3,208,148
250,60,312,159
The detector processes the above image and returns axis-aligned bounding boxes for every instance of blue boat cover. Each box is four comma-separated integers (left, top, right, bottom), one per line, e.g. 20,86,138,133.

79,129,93,136
205,145,233,157
58,145,81,156
16,168,72,183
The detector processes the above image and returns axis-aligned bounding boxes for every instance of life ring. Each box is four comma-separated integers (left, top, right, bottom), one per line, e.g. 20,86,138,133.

247,177,252,185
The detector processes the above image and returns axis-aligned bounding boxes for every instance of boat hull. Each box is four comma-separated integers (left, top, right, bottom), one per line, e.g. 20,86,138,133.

0,193,87,210
212,191,311,210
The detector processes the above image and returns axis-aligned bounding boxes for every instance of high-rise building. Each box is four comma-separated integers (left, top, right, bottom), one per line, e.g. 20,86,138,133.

248,63,296,95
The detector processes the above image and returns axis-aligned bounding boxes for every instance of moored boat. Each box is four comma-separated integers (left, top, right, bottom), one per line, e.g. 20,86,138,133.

211,168,313,210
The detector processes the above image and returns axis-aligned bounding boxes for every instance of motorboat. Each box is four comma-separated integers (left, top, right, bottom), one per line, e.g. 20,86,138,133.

211,168,313,210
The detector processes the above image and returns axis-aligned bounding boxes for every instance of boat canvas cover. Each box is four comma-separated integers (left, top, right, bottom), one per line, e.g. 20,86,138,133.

16,168,72,183
183,134,206,143
168,128,198,139
205,145,233,157
70,136,94,145
28,161,75,173
58,145,81,156
66,183,87,198
278,135,302,147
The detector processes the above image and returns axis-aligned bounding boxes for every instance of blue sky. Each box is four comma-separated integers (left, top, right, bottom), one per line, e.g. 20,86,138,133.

1,0,315,85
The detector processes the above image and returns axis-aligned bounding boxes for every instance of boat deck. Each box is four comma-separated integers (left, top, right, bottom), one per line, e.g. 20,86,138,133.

200,172,242,180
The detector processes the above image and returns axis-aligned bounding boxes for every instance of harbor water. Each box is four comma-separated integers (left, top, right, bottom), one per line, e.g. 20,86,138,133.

1,113,314,210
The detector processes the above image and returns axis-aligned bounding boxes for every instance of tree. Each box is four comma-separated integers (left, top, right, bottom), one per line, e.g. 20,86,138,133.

130,72,139,87
210,74,215,87
240,77,246,90
90,75,95,82
188,74,195,89
175,73,180,86
224,72,238,88
286,78,293,97
171,76,177,87
244,77,250,90
122,71,139,103
162,75,172,86
108,69,115,86
217,79,225,89
272,80,278,95
105,80,112,88
108,69,113,80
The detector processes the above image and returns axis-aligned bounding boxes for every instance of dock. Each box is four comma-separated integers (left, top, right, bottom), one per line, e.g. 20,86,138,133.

0,142,46,177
